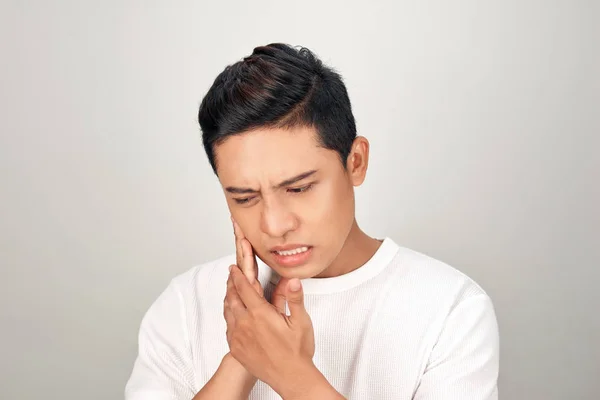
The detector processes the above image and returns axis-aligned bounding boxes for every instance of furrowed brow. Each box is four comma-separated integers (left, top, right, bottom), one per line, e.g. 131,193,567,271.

224,170,318,194
225,186,258,194
275,170,317,188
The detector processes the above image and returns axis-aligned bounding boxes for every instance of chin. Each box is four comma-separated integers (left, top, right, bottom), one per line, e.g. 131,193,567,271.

273,263,326,279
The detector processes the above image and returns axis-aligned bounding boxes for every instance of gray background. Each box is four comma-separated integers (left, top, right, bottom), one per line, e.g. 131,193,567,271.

1,1,598,399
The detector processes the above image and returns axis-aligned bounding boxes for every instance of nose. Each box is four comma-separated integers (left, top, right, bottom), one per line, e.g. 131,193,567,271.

259,197,298,238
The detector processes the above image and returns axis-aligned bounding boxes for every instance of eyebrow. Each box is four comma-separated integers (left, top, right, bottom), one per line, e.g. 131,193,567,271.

225,169,318,194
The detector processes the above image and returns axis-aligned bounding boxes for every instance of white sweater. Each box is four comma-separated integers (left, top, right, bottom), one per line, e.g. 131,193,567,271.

125,238,499,399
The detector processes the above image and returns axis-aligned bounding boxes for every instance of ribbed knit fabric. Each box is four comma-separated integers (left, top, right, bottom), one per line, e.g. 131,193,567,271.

125,238,499,399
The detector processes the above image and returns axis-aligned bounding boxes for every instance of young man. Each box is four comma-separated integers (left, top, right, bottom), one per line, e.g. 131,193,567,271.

125,44,499,399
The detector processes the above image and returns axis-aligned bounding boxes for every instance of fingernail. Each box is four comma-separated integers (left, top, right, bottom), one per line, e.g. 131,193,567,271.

289,279,301,292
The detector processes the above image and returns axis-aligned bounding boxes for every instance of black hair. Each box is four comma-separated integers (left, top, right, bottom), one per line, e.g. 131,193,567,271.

198,43,357,174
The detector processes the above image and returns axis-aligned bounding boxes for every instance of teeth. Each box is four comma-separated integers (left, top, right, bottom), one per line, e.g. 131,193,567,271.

276,247,309,256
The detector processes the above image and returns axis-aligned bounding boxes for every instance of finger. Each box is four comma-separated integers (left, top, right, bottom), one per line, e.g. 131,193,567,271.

241,238,257,284
232,218,245,240
232,220,244,268
224,271,236,327
227,266,247,317
253,279,265,298
231,218,259,287
227,265,235,291
285,279,308,323
236,237,243,268
231,264,264,310
233,219,258,284
271,277,290,314
223,307,235,342
223,298,235,326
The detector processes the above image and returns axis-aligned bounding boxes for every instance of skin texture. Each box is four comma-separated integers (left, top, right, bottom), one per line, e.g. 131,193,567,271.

195,125,381,399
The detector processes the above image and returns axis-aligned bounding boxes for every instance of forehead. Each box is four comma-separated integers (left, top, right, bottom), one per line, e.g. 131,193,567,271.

214,126,336,184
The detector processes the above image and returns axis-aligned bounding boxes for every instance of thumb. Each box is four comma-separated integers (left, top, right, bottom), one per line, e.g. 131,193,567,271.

285,279,307,321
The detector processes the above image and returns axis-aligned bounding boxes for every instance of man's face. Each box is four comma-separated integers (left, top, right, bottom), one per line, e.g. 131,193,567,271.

214,126,360,279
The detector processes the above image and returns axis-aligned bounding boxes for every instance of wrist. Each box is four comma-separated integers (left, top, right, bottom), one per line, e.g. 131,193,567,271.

277,362,342,400
194,353,258,400
220,353,257,392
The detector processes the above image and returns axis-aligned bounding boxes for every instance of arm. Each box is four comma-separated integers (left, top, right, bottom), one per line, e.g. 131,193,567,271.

126,219,264,400
124,280,256,400
413,294,500,400
192,353,256,400
276,363,346,400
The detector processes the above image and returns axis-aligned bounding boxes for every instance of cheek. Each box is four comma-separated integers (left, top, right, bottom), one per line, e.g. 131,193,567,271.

230,210,262,243
304,181,354,226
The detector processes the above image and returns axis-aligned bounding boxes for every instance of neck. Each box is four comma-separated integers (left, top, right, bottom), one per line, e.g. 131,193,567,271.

315,220,382,278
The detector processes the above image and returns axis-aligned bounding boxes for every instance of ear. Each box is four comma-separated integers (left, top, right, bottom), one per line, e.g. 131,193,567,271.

346,136,370,186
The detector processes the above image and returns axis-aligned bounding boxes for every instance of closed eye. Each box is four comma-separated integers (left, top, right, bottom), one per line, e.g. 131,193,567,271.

233,197,255,204
287,183,313,194
233,183,314,203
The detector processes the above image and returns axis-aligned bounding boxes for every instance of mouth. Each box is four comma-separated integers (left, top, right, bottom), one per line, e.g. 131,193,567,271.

270,245,313,267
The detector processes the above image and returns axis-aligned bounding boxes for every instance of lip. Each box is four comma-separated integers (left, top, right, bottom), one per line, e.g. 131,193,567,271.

270,245,313,268
270,243,312,252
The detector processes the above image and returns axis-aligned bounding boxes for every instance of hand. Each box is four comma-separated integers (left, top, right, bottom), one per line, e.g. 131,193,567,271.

231,217,262,291
226,263,317,397
224,218,263,333
221,217,263,393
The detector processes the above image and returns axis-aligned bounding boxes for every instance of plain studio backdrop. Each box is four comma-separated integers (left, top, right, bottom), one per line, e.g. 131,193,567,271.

1,1,598,399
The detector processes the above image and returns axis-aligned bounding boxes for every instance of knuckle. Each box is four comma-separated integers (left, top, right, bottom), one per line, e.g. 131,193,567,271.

237,317,250,329
253,282,263,295
237,316,255,333
248,305,267,319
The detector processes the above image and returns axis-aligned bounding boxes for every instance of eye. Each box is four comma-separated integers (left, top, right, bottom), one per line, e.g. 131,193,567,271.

233,197,254,205
287,184,313,194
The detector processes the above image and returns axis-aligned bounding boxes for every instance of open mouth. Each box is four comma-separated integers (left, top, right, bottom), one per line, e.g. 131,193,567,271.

274,246,310,256
271,246,313,267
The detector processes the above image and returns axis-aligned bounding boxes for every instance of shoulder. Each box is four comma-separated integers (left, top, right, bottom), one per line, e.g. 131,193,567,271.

170,253,236,293
390,246,500,396
391,241,490,295
385,239,495,318
139,253,236,326
386,240,499,350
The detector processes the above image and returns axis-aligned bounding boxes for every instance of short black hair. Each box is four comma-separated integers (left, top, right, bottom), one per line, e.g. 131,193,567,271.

198,43,357,174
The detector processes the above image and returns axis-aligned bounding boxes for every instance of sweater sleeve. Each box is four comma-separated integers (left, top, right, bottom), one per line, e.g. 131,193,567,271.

125,280,196,400
413,294,500,400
